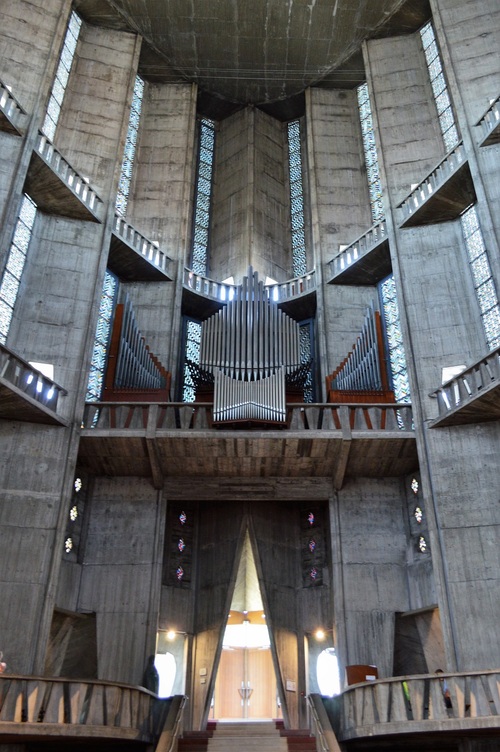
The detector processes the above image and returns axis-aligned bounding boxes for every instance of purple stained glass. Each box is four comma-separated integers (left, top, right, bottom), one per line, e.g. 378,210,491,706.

176,566,184,581
179,511,187,525
308,539,316,553
178,538,186,552
310,567,318,580
308,512,315,526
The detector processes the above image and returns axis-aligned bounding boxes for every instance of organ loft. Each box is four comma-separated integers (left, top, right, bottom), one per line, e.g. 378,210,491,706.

0,1,499,751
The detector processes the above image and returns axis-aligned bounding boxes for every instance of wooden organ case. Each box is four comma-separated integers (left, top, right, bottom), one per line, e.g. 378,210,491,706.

188,269,311,427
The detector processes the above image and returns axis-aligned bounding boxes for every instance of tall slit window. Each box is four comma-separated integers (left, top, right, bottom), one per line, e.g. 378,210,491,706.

357,83,384,224
181,318,202,402
42,11,82,142
86,271,118,402
420,21,500,350
287,120,307,277
192,118,215,275
0,195,37,345
116,76,144,217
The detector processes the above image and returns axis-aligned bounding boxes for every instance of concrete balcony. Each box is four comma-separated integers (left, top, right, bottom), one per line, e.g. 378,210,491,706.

429,346,500,427
24,134,103,222
0,80,28,135
182,268,316,320
78,402,417,495
327,221,391,286
109,215,173,282
0,345,68,426
0,675,181,748
476,94,500,147
397,142,476,228
318,670,500,748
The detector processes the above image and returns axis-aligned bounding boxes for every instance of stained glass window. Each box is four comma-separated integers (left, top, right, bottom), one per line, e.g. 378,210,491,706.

179,511,187,525
42,12,82,141
308,512,315,526
115,76,144,216
357,84,384,224
379,275,410,402
460,206,500,350
192,119,215,275
414,507,423,523
86,271,118,401
308,539,316,553
411,478,419,494
310,567,318,580
65,537,73,553
0,194,37,345
418,536,428,553
287,120,307,277
70,505,78,521
419,21,459,152
176,566,184,581
178,538,186,552
299,321,314,402
182,318,202,401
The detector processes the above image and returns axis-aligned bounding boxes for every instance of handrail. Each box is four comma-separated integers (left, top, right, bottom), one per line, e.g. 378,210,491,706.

397,141,466,220
475,94,500,143
183,268,316,305
0,344,67,413
81,401,414,432
307,694,342,752
113,215,173,276
155,694,187,752
0,79,27,132
429,345,500,422
327,221,387,279
36,133,103,219
328,670,500,740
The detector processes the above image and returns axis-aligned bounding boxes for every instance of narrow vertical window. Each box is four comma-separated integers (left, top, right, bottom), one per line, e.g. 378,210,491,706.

182,318,202,402
357,83,384,224
287,120,307,277
379,275,411,403
116,75,144,217
192,118,215,275
42,11,82,142
86,271,118,401
420,21,500,350
0,195,37,345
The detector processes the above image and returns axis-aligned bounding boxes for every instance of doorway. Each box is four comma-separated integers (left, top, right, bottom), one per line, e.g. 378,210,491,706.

212,645,279,720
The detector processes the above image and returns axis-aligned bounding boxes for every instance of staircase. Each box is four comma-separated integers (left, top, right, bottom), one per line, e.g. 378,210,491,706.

179,721,316,752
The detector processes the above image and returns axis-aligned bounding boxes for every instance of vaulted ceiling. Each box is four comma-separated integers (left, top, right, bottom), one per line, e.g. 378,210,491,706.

76,0,430,117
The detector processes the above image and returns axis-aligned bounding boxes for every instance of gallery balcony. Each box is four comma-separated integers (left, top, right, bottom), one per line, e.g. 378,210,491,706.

109,215,173,282
397,142,476,228
0,80,27,135
24,134,104,222
327,221,391,286
0,674,184,749
476,94,500,147
314,670,500,749
182,268,316,320
429,345,500,427
0,345,68,426
78,401,417,495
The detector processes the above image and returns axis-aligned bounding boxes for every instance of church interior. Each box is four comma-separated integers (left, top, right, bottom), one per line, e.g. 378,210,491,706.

0,0,499,750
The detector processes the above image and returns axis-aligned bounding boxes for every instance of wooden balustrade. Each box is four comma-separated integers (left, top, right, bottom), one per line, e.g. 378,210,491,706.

82,401,413,432
113,215,172,275
476,94,500,146
36,134,103,219
429,345,500,426
0,80,27,134
328,222,387,280
0,344,67,417
321,671,500,741
183,268,316,305
0,675,172,742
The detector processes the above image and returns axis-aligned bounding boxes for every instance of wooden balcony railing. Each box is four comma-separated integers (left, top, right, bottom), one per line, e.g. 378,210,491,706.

327,221,390,284
183,268,316,305
0,675,176,744
429,345,500,427
82,401,413,432
476,94,500,147
0,345,67,424
0,80,27,134
320,671,500,742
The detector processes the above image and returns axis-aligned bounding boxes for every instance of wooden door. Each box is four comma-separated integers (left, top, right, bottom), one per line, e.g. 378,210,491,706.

212,647,278,719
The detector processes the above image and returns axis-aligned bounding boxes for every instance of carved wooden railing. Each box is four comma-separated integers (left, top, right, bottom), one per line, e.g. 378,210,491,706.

0,344,67,414
0,79,27,133
327,221,387,280
0,675,173,743
476,94,500,146
36,133,103,219
184,268,316,305
113,215,172,276
82,401,413,432
322,671,500,741
429,345,500,423
397,142,466,222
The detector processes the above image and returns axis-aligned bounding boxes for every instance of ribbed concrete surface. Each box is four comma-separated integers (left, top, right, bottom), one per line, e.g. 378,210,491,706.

207,721,288,751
